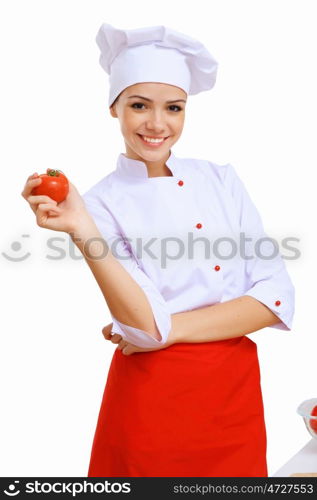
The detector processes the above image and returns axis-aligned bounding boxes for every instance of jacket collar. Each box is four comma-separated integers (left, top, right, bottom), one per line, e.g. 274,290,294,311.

115,150,180,180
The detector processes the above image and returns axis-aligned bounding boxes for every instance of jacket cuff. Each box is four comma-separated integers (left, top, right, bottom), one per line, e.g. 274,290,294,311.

110,310,172,348
242,281,295,331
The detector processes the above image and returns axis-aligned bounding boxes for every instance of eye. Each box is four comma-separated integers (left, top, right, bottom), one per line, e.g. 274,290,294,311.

168,105,182,112
130,102,183,112
131,102,146,109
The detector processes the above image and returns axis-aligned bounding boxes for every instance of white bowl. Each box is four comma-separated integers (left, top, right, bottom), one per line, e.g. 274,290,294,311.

297,398,317,439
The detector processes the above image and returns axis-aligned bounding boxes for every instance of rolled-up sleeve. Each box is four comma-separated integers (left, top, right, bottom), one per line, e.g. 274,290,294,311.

223,163,295,330
82,191,172,348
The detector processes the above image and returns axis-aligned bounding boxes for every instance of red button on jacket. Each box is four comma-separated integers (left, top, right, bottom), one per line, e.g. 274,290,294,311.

196,223,202,229
275,300,281,306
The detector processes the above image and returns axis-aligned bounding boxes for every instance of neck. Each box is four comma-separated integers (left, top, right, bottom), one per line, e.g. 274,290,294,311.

125,148,173,177
147,164,173,177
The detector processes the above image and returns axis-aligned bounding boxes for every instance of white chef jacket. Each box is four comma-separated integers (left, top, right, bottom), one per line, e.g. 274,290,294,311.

82,150,295,348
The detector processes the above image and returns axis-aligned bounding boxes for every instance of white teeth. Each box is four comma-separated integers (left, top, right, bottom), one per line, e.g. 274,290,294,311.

141,135,165,143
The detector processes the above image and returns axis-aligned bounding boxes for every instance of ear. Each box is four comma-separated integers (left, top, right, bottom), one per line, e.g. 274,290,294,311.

109,105,117,118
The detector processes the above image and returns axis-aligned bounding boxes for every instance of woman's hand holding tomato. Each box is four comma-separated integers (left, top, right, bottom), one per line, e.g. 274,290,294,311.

21,171,92,234
23,170,181,357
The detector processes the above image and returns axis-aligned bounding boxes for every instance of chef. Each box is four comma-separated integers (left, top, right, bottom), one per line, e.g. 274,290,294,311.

22,22,295,477
82,23,295,477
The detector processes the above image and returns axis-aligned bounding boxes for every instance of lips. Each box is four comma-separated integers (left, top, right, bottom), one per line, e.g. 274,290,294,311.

137,134,169,147
138,134,168,140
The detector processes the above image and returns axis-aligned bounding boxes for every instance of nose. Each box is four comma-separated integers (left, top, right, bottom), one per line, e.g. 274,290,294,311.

145,110,166,133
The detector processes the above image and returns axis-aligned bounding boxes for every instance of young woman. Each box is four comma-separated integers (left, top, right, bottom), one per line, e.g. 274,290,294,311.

21,23,295,477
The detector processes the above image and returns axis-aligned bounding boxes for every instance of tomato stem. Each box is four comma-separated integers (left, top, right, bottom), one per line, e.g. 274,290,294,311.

46,169,61,177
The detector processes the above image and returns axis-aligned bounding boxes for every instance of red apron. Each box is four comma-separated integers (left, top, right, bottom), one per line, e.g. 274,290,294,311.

87,336,268,477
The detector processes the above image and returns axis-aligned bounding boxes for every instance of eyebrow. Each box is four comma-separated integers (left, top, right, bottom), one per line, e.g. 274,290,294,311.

127,95,187,103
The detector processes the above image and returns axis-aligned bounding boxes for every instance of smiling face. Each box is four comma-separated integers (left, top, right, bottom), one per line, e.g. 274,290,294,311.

110,82,187,176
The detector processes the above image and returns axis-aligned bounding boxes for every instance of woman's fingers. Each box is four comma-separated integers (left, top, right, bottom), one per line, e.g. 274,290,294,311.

23,172,39,187
36,203,61,214
102,324,113,340
101,324,133,352
122,344,134,355
28,195,56,205
21,174,45,215
117,339,127,349
35,203,62,228
21,175,42,199
110,333,123,344
102,326,127,351
101,325,123,344
29,195,59,216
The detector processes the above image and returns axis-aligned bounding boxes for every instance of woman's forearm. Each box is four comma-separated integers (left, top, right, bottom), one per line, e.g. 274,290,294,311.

70,219,161,340
172,295,281,343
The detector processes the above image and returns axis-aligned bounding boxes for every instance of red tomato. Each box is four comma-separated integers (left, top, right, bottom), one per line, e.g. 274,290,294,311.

309,405,317,434
32,169,69,203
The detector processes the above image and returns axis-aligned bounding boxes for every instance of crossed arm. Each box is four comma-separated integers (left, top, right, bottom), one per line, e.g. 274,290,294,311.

71,218,282,356
103,295,281,355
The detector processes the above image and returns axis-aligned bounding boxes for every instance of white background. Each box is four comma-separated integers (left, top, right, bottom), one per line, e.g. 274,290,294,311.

1,0,316,477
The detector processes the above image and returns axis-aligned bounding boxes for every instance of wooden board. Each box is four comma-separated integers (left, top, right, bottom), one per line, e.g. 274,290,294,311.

290,472,317,477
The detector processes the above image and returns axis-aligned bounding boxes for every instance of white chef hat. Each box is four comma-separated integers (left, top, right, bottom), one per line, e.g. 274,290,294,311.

95,23,218,107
